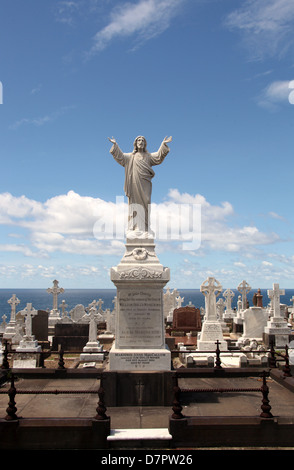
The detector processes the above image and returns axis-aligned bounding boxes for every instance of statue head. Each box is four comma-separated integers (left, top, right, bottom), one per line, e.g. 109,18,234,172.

133,136,147,152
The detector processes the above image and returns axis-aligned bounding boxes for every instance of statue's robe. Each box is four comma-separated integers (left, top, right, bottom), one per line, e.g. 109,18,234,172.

110,142,169,233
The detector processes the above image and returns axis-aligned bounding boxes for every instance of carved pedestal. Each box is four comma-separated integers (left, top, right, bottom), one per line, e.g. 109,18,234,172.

109,238,171,371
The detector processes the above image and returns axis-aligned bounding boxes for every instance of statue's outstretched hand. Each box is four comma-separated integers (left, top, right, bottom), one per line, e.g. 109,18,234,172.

108,137,117,144
162,136,172,144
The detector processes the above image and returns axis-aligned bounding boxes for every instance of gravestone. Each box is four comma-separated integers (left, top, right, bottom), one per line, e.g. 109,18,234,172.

16,303,41,353
80,307,104,362
264,283,290,347
163,288,181,319
223,288,235,319
47,280,64,332
238,280,251,310
197,277,227,351
172,306,201,333
70,304,86,322
32,310,49,341
233,295,244,333
3,294,20,340
109,241,171,370
52,323,89,351
237,307,268,346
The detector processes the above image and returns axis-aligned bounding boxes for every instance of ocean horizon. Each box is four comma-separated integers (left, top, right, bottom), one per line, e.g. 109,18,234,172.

1,287,294,323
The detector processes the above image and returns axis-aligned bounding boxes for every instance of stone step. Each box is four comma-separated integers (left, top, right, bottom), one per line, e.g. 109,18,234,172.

107,428,172,448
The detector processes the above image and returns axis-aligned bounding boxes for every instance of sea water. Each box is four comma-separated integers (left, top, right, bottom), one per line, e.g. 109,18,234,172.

1,287,294,322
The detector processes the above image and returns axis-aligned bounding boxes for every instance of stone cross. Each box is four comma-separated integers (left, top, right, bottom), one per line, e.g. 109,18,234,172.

290,296,294,308
237,280,251,310
176,295,184,308
47,280,64,311
88,307,100,343
97,299,104,312
216,298,225,320
20,303,38,338
267,283,285,319
223,289,234,313
59,300,68,317
200,277,222,321
8,294,20,322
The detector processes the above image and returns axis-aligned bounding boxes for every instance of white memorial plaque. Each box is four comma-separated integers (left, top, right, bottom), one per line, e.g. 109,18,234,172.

116,288,164,349
109,348,171,370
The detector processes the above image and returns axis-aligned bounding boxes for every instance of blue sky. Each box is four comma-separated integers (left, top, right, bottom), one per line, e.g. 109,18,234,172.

1,0,294,290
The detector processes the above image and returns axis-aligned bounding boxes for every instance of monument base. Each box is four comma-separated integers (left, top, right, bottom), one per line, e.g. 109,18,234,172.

109,345,171,371
80,341,104,362
80,353,104,362
16,337,41,352
197,321,227,351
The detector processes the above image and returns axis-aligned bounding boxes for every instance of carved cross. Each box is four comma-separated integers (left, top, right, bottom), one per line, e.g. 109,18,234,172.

8,294,20,322
59,300,68,317
88,307,100,343
237,280,251,310
223,288,234,312
200,277,222,321
20,303,38,338
47,280,64,311
267,283,285,319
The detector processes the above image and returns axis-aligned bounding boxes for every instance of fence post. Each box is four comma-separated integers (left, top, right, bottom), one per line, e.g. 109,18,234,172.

260,371,273,419
94,374,108,420
268,341,276,368
214,340,222,369
171,374,184,419
39,350,46,368
57,344,65,369
282,345,292,377
5,373,18,421
1,340,10,370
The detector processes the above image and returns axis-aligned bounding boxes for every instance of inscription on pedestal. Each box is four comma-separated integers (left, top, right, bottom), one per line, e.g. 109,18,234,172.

117,289,164,348
200,322,223,341
109,349,171,370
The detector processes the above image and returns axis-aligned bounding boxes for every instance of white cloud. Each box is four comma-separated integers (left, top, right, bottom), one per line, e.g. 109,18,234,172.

257,80,292,110
88,0,184,54
225,0,294,60
0,189,281,259
9,106,75,130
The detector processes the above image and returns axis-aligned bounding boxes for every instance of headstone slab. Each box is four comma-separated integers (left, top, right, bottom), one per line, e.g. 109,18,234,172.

109,237,171,371
237,307,268,346
196,322,227,351
172,306,202,332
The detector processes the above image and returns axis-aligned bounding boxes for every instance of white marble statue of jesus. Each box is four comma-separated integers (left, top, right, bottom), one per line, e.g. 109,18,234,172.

108,135,172,237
